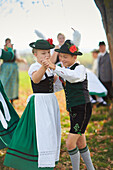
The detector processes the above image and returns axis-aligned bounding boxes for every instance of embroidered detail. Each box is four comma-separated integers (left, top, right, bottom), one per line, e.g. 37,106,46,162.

73,123,80,132
77,132,82,136
59,76,66,87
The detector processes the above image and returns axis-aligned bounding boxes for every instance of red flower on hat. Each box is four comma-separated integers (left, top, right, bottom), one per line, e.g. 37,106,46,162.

46,38,53,45
69,45,78,53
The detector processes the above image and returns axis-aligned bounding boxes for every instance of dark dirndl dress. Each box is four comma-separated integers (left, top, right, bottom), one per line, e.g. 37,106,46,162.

0,80,19,149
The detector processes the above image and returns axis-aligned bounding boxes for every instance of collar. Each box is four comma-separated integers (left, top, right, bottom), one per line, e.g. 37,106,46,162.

98,51,107,57
68,61,80,68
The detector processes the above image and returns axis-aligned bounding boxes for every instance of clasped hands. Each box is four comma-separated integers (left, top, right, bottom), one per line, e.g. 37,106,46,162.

4,43,13,51
41,58,56,70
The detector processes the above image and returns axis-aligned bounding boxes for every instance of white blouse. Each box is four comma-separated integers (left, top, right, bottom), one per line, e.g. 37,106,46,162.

28,62,54,80
54,64,86,83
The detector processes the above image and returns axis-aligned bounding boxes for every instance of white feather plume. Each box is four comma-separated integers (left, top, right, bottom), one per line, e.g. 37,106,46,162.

34,29,46,39
72,29,81,47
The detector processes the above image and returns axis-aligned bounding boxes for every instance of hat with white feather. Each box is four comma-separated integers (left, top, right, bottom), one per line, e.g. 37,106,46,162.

55,39,82,55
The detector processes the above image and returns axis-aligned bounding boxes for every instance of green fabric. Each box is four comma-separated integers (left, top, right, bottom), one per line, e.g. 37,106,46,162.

79,145,88,153
68,147,78,155
0,138,7,149
64,63,90,110
89,92,106,97
0,62,19,100
29,39,55,50
0,80,19,149
4,96,53,170
65,80,86,110
0,48,14,61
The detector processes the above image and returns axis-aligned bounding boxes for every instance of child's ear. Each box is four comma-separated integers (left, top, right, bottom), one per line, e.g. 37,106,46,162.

74,55,77,60
34,53,37,57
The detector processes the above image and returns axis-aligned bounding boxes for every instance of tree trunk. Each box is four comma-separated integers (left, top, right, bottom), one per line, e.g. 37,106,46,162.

94,0,113,69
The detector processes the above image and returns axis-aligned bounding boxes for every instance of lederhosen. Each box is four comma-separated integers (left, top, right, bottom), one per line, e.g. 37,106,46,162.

60,63,92,134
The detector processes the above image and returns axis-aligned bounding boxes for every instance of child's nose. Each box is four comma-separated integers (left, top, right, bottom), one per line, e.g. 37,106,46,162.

46,54,50,59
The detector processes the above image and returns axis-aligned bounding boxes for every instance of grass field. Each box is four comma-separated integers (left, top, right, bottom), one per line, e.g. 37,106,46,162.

0,71,113,170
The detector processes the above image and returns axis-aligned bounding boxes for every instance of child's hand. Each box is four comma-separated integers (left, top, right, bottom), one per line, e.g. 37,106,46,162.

42,59,49,69
7,43,13,48
47,59,56,70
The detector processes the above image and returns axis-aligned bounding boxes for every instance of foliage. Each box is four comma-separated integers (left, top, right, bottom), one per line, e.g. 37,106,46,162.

0,71,113,169
77,52,93,69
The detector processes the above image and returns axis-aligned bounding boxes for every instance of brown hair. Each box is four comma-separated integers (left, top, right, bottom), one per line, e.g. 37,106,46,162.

32,48,38,54
5,38,11,43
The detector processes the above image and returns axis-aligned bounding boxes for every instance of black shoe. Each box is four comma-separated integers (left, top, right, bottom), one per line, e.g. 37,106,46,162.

96,101,110,108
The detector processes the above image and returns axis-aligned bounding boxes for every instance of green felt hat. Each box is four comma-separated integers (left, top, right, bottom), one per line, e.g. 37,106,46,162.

55,40,82,55
29,39,55,50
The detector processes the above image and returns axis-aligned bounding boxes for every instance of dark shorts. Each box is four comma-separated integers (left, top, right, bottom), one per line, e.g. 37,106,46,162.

69,102,92,134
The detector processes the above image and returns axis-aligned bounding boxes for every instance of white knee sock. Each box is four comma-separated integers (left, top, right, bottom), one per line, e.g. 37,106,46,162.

68,147,80,170
79,145,95,170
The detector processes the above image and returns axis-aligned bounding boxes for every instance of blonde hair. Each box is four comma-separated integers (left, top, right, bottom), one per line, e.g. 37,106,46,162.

57,33,65,39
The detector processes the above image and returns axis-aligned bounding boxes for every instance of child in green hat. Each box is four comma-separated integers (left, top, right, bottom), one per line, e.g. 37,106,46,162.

43,39,95,170
0,45,19,150
4,39,61,170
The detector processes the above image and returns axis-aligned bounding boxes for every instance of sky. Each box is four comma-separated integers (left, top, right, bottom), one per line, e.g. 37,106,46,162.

0,0,108,53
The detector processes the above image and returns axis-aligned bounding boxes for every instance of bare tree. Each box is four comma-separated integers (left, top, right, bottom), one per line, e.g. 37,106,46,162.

94,0,113,68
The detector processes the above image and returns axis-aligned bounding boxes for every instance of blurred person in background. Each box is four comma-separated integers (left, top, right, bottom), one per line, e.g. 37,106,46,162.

0,38,27,105
51,33,65,64
0,45,19,151
88,49,109,107
98,41,113,101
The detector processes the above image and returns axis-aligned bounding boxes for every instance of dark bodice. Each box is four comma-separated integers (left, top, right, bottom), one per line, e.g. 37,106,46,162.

3,49,16,63
31,72,54,93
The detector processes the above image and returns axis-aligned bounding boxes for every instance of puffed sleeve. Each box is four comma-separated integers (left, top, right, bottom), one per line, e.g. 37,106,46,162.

28,63,41,79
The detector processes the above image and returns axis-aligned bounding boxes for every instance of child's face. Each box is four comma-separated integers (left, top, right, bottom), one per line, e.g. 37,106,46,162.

34,49,51,64
60,53,77,67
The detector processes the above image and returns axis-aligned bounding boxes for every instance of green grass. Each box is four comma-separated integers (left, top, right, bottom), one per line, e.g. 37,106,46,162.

19,71,32,90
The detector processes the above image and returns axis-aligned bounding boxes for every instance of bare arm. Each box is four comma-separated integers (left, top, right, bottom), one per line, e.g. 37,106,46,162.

54,75,58,83
32,65,47,84
50,51,58,63
16,58,27,64
50,45,59,63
